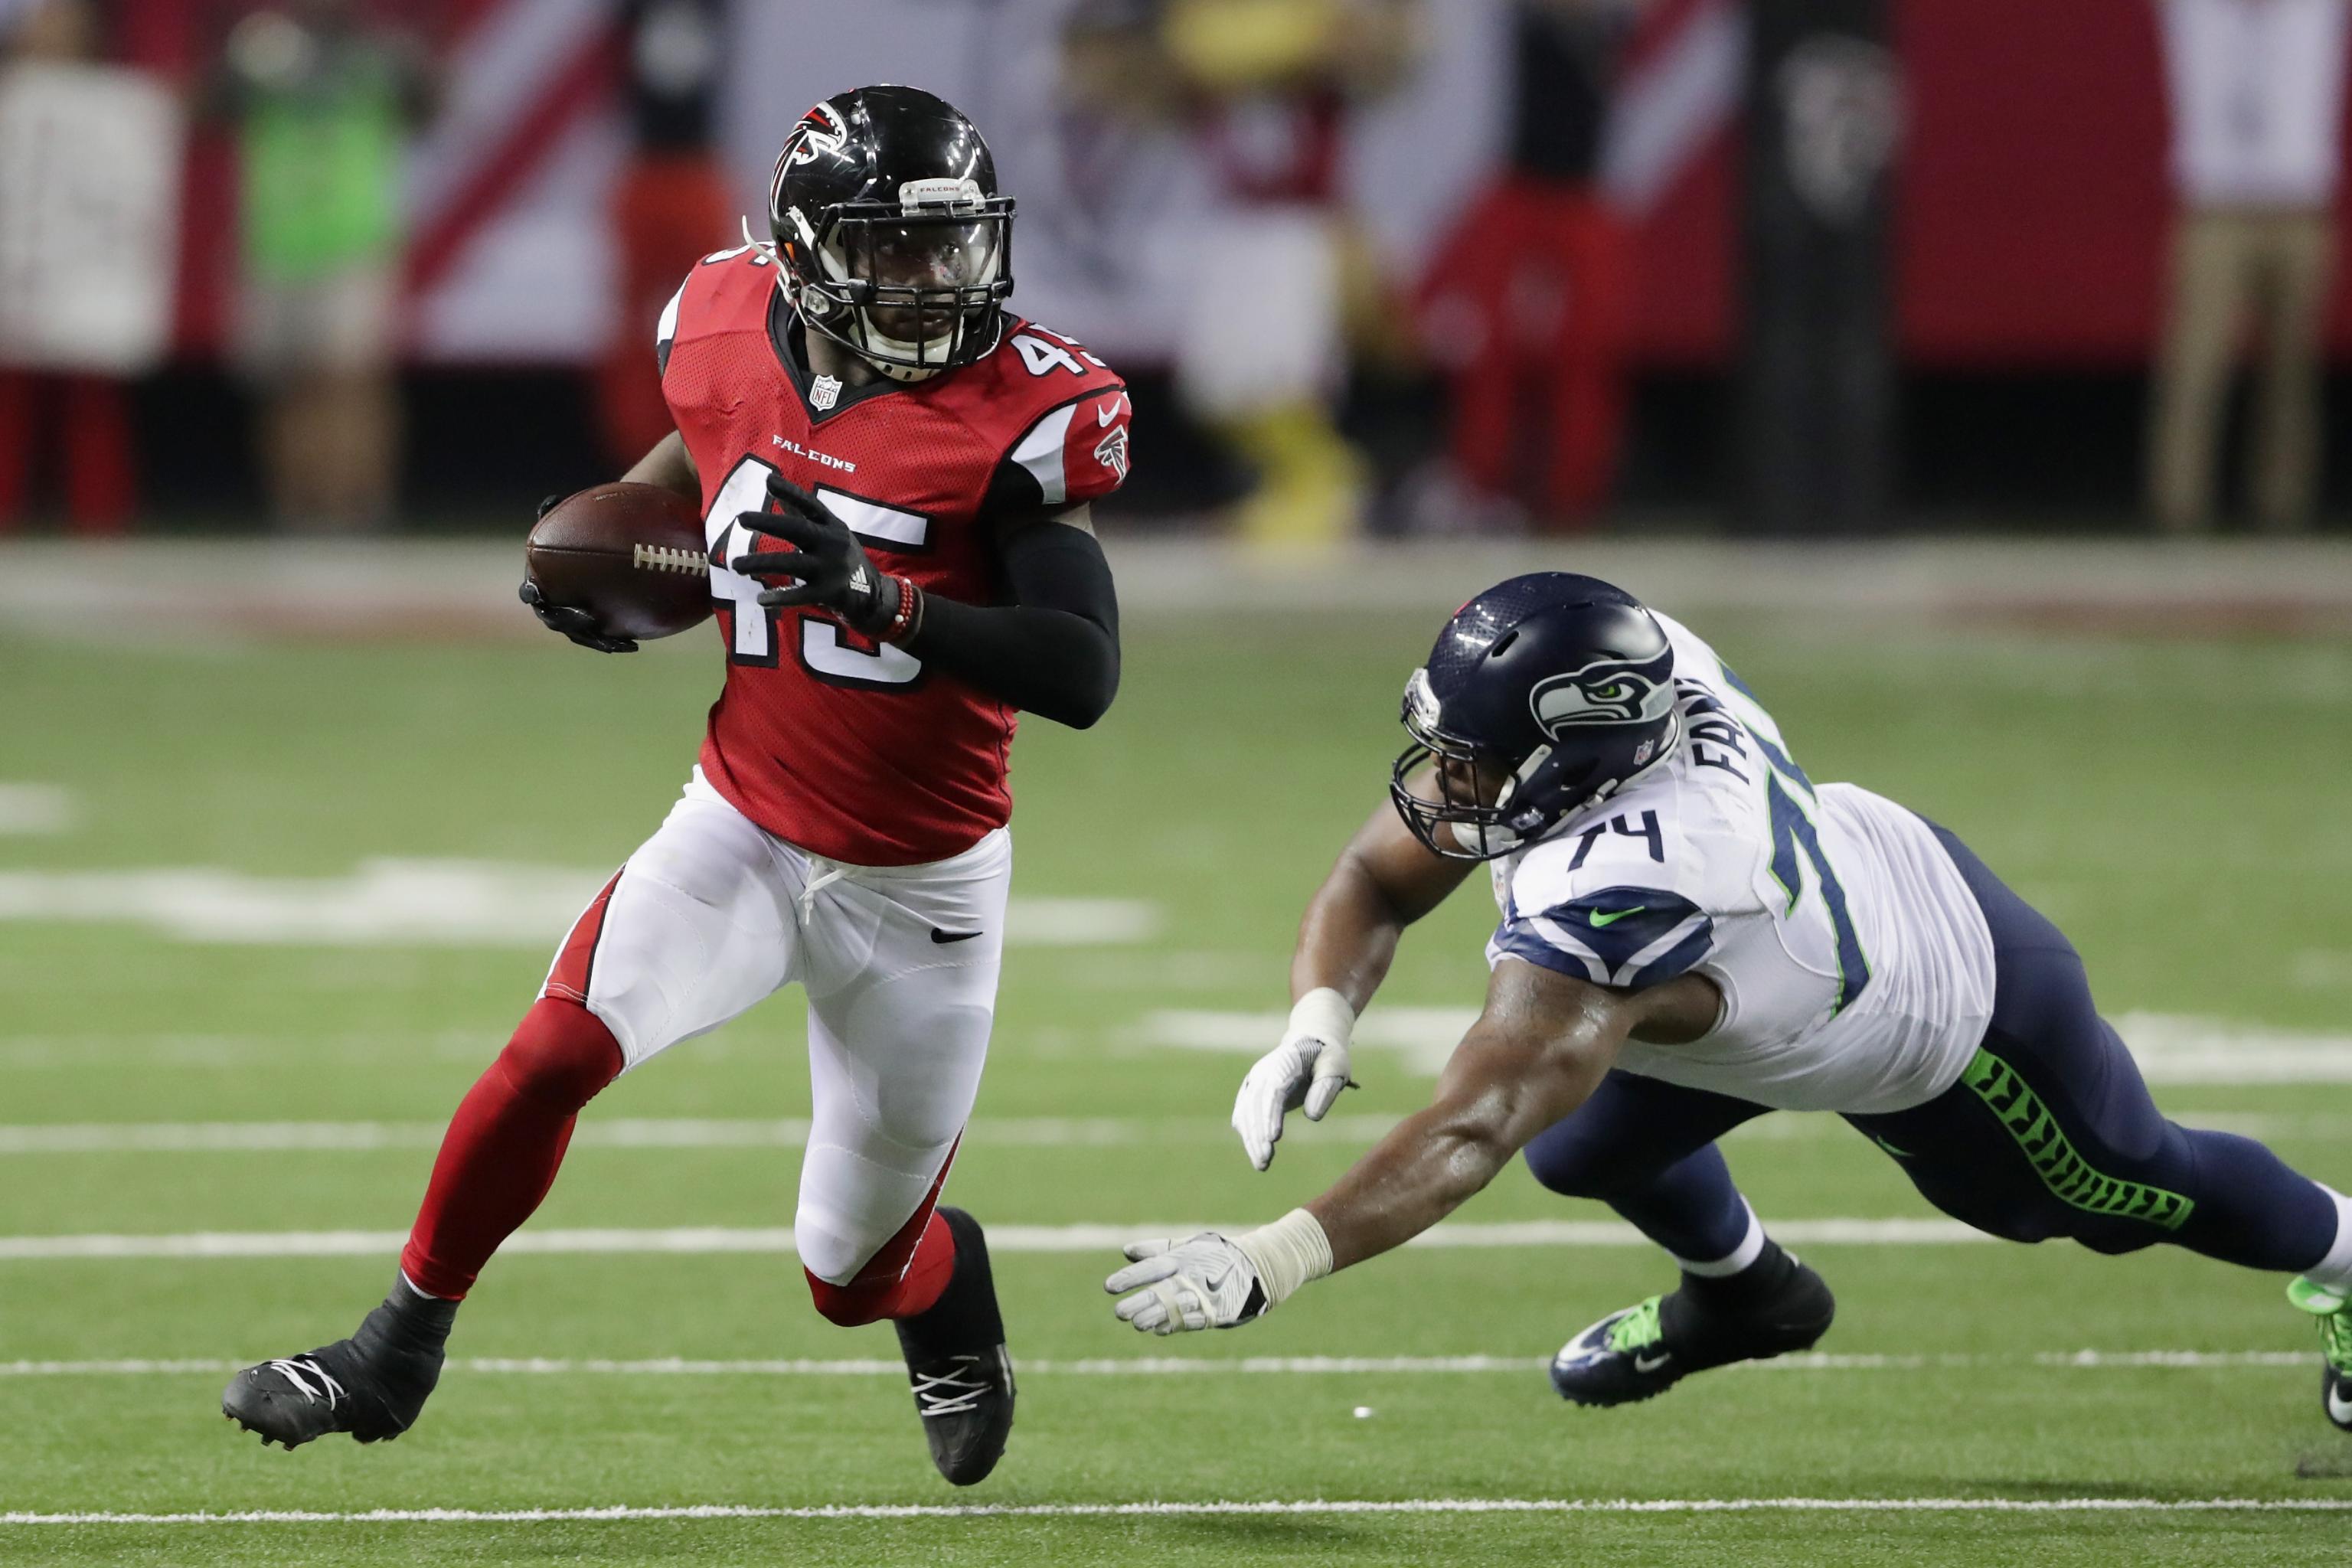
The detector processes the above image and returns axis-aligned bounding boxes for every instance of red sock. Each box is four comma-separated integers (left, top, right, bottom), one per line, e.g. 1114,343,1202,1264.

805,1208,959,1327
399,997,622,1299
802,1138,963,1326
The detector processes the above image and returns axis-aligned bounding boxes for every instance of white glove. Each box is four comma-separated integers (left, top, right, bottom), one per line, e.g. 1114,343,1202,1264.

1104,1209,1334,1336
1232,988,1357,1171
1104,1233,1269,1334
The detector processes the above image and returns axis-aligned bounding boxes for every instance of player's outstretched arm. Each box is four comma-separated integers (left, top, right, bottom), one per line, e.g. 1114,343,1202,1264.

1111,962,1671,1335
1233,793,1475,1170
1305,959,1640,1269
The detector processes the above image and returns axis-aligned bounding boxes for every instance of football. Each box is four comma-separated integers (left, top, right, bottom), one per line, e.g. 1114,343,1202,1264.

524,482,714,641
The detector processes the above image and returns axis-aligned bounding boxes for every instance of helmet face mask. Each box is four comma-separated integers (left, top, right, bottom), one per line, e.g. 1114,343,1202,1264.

1390,671,1562,861
769,90,1018,383
1387,577,1684,864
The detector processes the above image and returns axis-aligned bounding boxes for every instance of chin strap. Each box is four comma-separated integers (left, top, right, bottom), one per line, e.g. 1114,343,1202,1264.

861,318,959,381
870,357,950,384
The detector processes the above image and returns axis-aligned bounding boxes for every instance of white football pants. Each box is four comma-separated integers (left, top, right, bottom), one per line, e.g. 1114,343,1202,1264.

542,767,1009,1285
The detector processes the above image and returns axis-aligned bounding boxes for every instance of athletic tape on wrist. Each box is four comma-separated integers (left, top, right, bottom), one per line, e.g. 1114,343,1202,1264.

1236,1207,1334,1310
1285,987,1355,1050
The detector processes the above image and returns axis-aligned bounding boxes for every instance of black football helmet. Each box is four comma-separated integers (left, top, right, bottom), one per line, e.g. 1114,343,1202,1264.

1390,573,1682,862
766,85,1015,382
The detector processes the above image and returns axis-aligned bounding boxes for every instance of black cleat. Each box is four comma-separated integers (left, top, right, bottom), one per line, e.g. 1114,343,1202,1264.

1550,1243,1834,1409
222,1280,456,1449
893,1206,1015,1486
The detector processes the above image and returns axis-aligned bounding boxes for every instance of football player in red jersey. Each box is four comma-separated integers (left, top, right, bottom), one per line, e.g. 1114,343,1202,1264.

223,87,1134,1488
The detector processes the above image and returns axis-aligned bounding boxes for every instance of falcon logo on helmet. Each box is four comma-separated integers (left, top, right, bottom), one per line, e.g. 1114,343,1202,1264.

783,102,848,168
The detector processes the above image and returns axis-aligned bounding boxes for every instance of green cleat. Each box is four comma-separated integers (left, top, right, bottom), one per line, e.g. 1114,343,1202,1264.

1550,1248,1834,1409
2288,1276,2352,1432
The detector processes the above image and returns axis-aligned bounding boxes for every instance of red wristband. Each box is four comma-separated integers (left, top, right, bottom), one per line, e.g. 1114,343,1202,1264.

881,575,923,644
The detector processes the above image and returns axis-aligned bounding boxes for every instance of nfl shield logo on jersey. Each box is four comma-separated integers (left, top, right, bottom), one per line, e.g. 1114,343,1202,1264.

811,374,843,412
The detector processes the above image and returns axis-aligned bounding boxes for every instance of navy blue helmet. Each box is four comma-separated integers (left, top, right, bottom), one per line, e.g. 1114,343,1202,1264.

1390,573,1682,862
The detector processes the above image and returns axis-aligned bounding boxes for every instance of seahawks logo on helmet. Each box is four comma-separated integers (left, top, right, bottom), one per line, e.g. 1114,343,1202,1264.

1529,656,1676,733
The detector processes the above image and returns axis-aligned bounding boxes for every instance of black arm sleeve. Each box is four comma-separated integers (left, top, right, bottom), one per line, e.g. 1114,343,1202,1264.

903,520,1121,729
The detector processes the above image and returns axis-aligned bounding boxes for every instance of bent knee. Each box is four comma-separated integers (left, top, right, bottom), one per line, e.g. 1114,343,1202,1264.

500,996,623,1109
2073,1227,2161,1256
1521,1141,1615,1200
804,1270,892,1327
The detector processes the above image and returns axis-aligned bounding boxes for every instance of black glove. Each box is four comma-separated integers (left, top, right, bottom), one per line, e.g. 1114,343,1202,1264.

521,493,638,653
730,474,899,637
518,580,638,653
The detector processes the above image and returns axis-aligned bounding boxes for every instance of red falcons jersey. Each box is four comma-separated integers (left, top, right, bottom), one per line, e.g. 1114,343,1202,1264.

657,247,1132,866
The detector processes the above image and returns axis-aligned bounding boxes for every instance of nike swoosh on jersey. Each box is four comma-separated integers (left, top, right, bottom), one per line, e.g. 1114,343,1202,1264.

930,928,983,945
1097,394,1125,426
1589,906,1648,927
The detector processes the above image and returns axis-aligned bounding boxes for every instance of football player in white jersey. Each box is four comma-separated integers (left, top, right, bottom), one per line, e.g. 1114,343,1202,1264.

1103,573,2352,1430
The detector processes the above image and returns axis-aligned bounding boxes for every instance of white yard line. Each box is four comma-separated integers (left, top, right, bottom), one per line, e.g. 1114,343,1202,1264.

0,865,1155,950
1145,1007,2352,1084
0,1114,1410,1155
0,1219,1997,1261
2,1108,2342,1156
0,1351,2309,1378
6,1497,2351,1525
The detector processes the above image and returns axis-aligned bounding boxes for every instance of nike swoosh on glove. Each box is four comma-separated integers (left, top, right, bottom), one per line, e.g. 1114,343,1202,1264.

1104,1233,1270,1334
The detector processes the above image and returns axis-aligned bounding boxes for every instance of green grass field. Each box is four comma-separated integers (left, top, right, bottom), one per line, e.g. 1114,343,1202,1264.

4,590,2352,1565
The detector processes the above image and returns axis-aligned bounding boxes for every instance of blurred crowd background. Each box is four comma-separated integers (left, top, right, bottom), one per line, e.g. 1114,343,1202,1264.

3,0,2350,541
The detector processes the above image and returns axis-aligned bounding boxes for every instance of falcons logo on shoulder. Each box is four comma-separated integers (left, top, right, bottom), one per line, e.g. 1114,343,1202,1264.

1093,425,1131,482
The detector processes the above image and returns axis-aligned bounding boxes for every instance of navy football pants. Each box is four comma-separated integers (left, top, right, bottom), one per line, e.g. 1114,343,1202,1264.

1521,823,2339,1273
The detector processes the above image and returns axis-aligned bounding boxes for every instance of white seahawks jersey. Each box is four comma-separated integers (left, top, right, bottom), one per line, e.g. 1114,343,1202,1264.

1485,615,1996,1114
